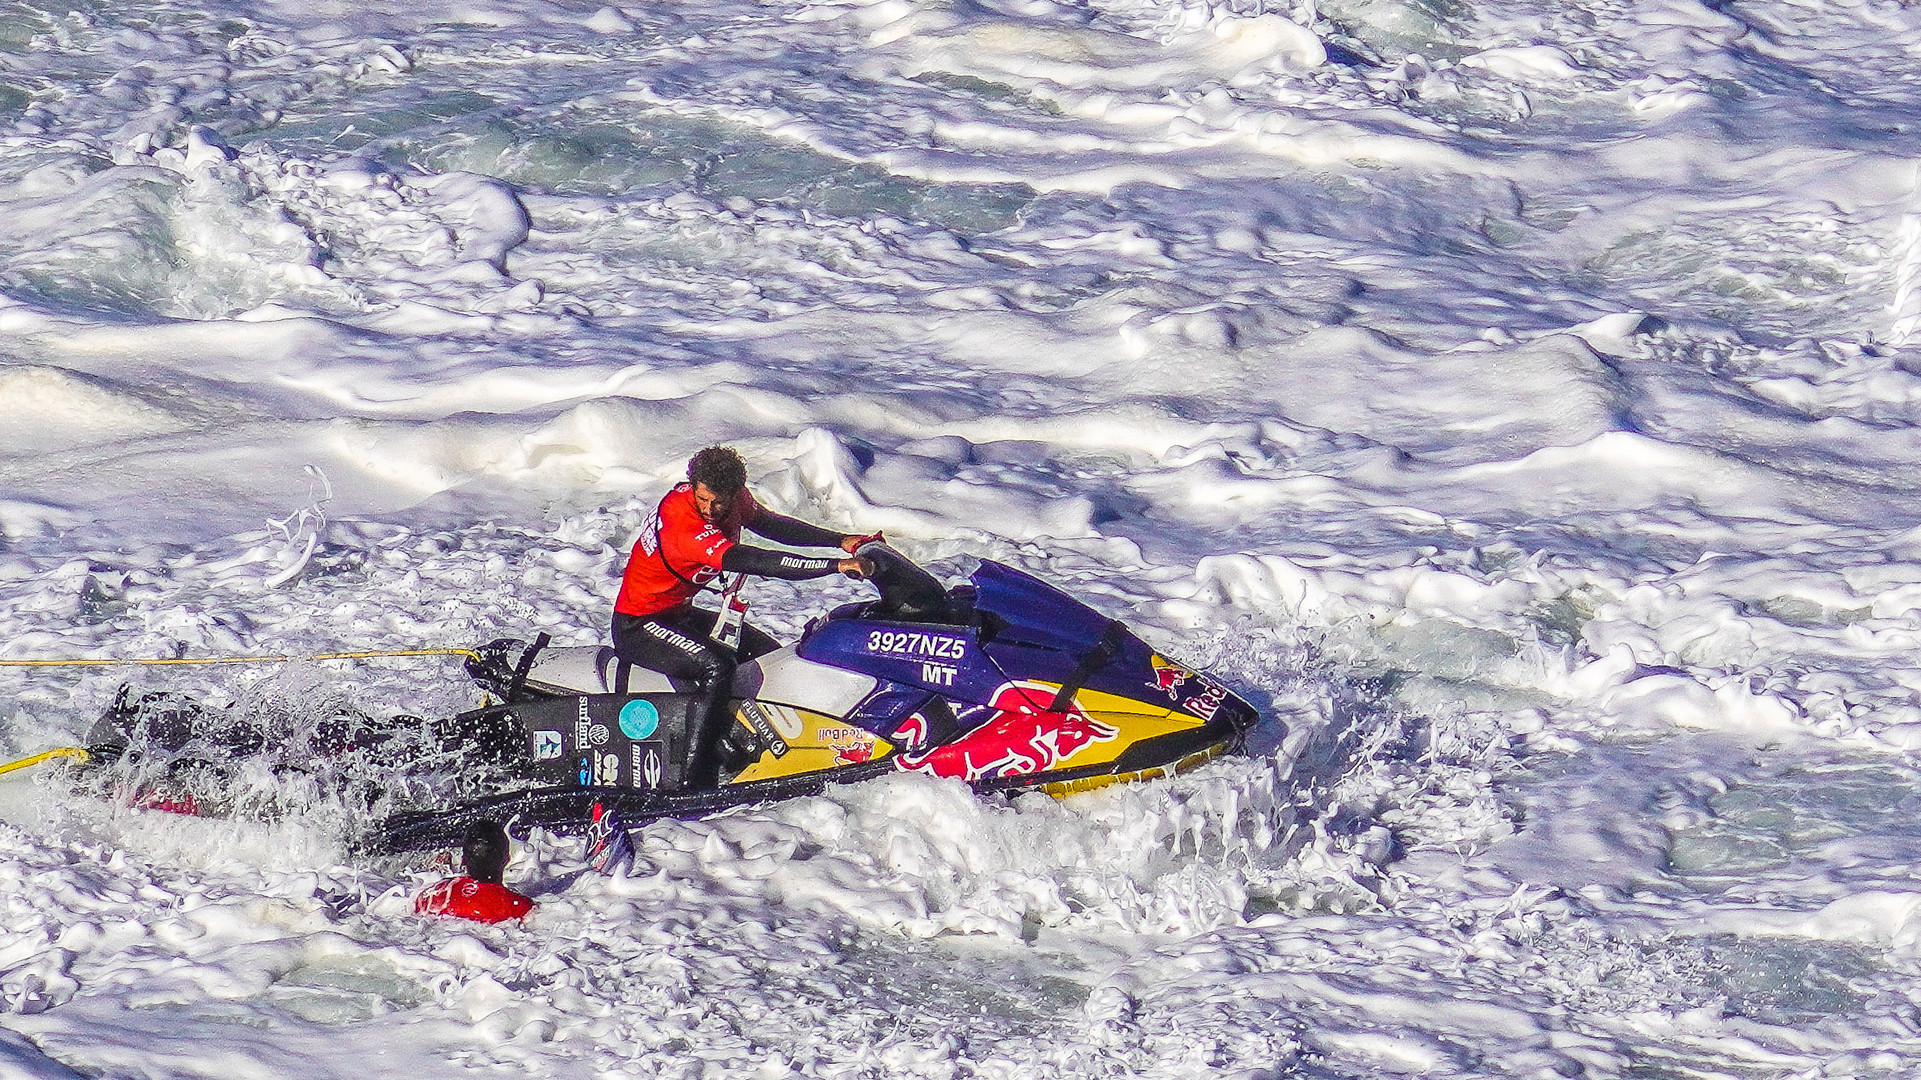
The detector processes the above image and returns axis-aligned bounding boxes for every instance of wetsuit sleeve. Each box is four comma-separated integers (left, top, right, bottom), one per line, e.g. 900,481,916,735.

719,543,839,580
746,510,848,550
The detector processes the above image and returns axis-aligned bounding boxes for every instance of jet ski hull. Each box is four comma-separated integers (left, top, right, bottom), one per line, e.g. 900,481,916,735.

367,633,1256,853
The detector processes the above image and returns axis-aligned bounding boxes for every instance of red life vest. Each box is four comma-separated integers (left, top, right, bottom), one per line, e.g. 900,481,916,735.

614,482,761,617
414,876,534,924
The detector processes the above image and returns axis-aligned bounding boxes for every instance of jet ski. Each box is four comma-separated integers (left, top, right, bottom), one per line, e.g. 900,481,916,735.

370,544,1261,853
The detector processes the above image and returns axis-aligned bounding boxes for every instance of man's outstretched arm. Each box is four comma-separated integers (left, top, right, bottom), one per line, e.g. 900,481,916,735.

719,544,866,579
746,510,850,551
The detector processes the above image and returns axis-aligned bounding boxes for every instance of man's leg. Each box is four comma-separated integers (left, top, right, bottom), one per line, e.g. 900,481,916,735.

709,622,787,771
611,609,739,788
611,609,727,689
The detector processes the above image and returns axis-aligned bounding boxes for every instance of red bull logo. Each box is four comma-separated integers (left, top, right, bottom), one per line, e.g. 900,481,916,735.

1148,655,1191,700
892,712,930,750
898,682,1120,781
834,741,876,765
830,728,879,765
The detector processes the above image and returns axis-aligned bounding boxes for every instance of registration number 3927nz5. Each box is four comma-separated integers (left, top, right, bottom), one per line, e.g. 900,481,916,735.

865,630,966,660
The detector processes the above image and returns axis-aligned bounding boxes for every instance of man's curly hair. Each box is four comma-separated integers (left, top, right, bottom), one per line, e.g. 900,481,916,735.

687,445,748,495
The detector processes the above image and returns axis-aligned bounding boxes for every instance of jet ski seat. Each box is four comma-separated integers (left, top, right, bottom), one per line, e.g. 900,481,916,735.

518,644,679,696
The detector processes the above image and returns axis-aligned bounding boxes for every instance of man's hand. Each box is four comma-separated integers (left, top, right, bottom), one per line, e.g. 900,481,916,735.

841,531,883,554
837,556,875,579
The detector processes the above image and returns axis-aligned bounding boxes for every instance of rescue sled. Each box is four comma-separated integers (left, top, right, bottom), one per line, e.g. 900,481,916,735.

371,545,1260,852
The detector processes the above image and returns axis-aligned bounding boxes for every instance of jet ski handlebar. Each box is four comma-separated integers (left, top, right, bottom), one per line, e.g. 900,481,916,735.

852,541,952,621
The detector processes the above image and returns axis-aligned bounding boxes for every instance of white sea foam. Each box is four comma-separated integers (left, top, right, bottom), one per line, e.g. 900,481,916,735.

4,0,1921,1074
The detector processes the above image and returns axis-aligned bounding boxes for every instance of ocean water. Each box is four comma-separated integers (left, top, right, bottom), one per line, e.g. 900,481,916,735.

4,0,1921,1076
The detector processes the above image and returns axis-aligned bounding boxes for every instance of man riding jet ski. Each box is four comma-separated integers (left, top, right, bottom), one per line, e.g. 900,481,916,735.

614,446,875,788
78,449,1262,853
373,534,1261,853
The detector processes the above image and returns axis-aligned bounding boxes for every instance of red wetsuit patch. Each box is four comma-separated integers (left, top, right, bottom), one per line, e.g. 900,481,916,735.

614,482,761,617
414,876,534,924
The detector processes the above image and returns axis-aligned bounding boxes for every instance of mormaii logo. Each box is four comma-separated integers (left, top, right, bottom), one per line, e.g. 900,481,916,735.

897,682,1118,782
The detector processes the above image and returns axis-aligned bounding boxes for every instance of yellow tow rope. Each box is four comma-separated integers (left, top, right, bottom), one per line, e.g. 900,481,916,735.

0,648,481,669
0,747,89,776
0,647,483,777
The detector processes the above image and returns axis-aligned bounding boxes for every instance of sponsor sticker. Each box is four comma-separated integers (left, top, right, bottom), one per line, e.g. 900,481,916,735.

630,741,664,788
592,751,621,786
829,728,878,765
618,699,660,740
898,682,1120,781
1148,655,1191,700
737,700,792,756
533,729,564,760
